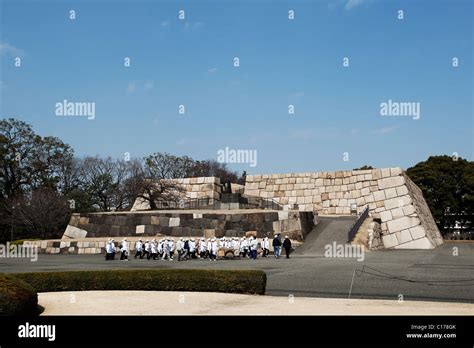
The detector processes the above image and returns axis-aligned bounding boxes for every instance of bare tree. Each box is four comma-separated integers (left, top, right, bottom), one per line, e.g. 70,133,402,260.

5,188,70,240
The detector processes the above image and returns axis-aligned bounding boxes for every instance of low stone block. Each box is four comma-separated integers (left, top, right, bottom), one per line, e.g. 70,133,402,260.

169,217,180,227
382,234,398,248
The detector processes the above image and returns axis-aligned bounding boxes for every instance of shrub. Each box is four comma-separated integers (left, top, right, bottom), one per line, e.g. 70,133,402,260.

14,269,267,295
10,238,41,246
0,274,39,316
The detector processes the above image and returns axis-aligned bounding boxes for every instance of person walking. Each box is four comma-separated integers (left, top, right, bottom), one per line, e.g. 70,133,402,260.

199,237,207,258
144,240,151,259
176,237,184,261
262,237,269,257
168,238,175,259
120,238,129,261
182,239,190,260
189,238,196,259
134,239,143,259
150,239,158,260
249,236,258,260
210,238,218,261
283,235,292,259
272,234,282,258
105,239,113,260
162,238,172,261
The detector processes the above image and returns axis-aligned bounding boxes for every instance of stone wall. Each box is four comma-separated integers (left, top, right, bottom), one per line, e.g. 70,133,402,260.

63,210,314,242
131,177,221,211
244,168,443,249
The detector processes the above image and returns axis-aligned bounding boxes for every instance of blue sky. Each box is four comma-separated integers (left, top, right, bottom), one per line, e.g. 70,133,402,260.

0,0,472,175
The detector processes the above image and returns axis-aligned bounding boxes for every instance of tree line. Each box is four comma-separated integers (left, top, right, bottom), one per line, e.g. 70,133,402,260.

0,118,244,242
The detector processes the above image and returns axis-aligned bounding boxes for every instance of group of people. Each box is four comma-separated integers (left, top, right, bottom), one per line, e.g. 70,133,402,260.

104,234,293,261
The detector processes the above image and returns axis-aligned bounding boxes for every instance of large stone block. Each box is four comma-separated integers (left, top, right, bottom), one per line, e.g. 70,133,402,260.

387,216,420,234
63,225,88,239
373,190,385,202
378,176,405,190
409,226,426,240
382,234,398,248
394,237,434,249
390,207,404,219
384,188,397,199
384,195,412,210
380,210,392,222
395,229,413,244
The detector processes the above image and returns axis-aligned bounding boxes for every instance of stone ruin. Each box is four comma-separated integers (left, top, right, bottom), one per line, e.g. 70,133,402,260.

244,168,443,249
62,168,443,250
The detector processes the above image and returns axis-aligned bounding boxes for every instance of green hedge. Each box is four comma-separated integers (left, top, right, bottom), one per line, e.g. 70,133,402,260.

14,269,267,295
0,274,39,316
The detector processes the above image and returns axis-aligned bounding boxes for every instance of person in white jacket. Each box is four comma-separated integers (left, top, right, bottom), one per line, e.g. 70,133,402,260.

158,239,164,259
168,238,175,259
120,238,129,261
249,236,258,260
240,237,249,258
105,239,114,260
162,238,172,261
189,238,196,259
144,240,151,259
210,238,218,261
134,239,143,259
176,237,184,261
199,237,207,258
150,239,158,260
206,238,212,260
262,237,270,257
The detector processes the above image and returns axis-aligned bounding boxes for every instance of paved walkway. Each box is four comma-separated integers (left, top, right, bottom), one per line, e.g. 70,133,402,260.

4,243,473,303
38,291,474,315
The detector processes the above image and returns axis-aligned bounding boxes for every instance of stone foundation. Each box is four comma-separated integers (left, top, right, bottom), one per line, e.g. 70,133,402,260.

63,209,314,242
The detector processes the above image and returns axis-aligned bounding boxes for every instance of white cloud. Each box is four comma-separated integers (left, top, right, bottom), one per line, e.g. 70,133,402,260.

128,81,154,93
182,21,204,31
193,22,204,30
127,82,137,93
372,126,398,134
176,138,188,145
144,81,154,90
161,20,170,27
289,91,305,100
345,0,366,10
208,67,218,73
0,41,24,57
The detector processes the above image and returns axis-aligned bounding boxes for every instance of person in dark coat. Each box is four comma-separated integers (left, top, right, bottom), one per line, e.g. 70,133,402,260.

282,235,292,259
272,234,282,258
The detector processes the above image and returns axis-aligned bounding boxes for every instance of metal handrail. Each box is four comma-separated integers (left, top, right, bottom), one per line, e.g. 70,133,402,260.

347,206,369,242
